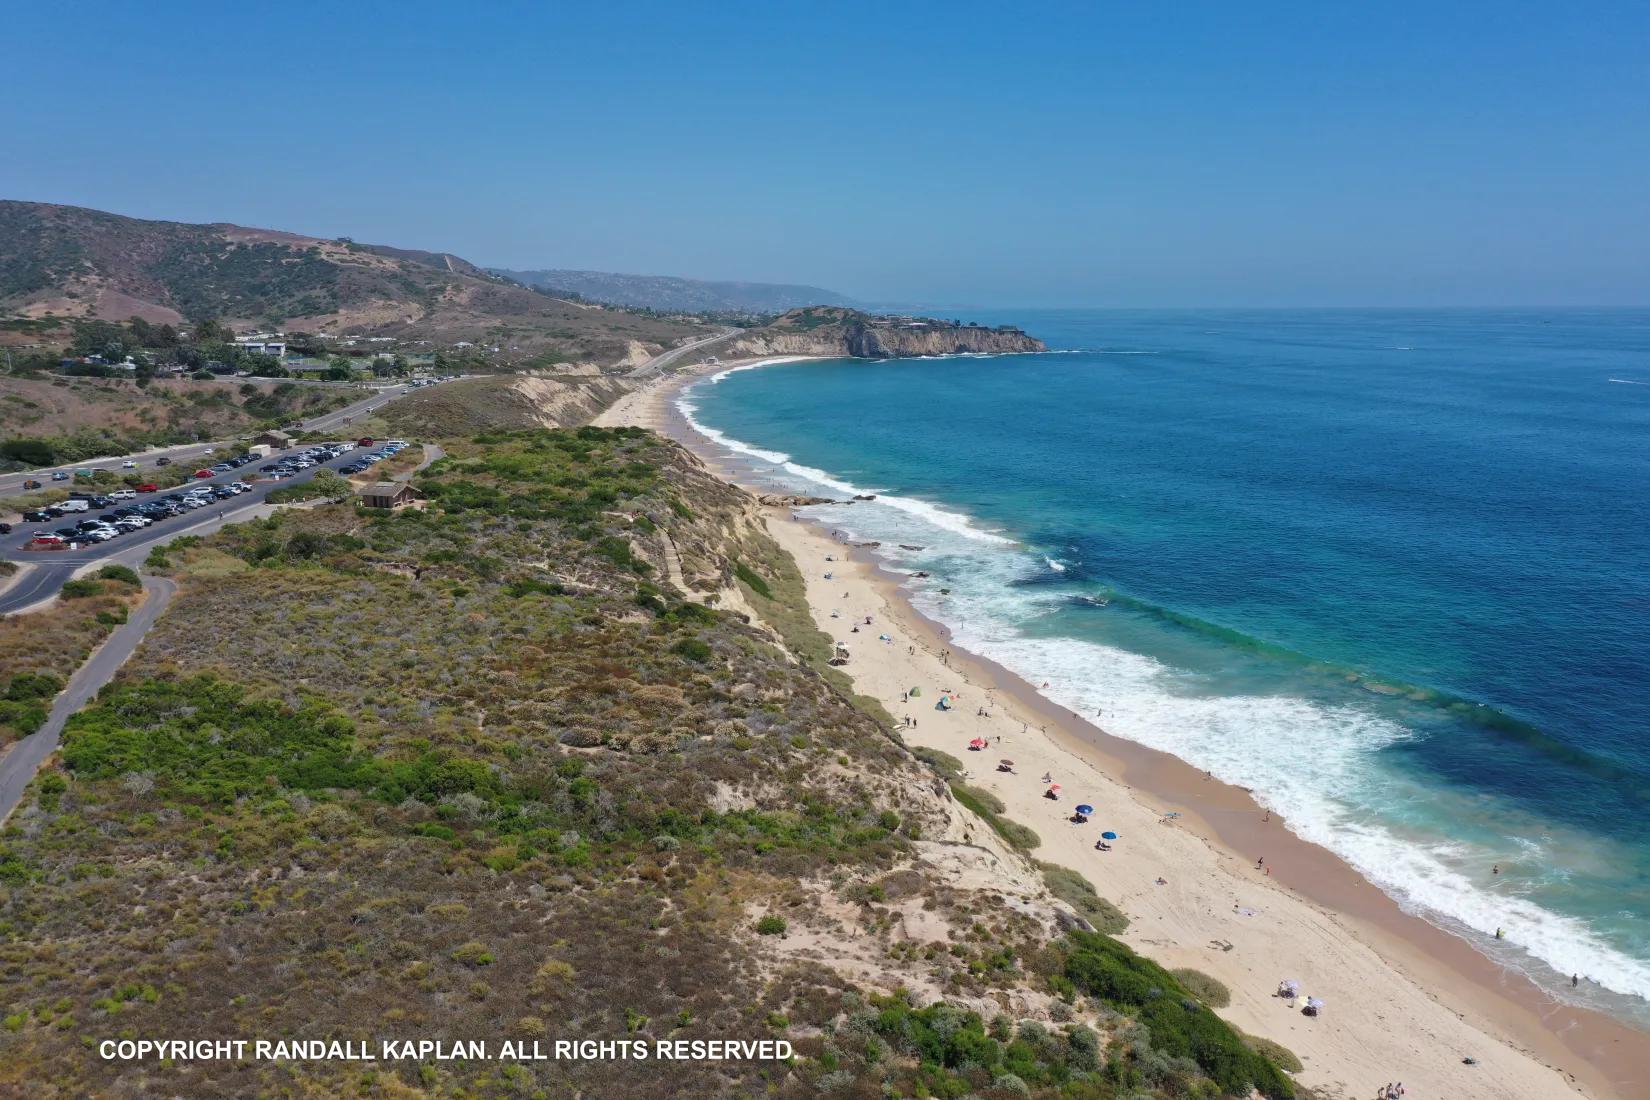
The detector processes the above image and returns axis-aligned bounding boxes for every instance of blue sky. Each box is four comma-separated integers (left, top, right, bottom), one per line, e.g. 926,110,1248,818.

6,1,1648,307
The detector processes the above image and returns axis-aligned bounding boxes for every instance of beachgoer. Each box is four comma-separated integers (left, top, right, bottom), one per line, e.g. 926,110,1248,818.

1495,927,1504,940
1256,856,1265,869
1262,809,1270,822
1572,974,1579,987
1492,864,1500,875
1155,876,1167,885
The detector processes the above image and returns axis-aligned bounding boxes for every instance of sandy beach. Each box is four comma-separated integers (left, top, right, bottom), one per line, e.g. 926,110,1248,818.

598,360,1648,1100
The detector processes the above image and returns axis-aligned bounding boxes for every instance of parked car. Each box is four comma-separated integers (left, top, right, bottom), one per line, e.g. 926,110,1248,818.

156,456,172,466
137,483,159,493
357,438,374,447
52,471,70,481
193,469,213,479
0,522,10,534
210,463,233,473
122,460,138,469
22,511,52,523
110,489,137,500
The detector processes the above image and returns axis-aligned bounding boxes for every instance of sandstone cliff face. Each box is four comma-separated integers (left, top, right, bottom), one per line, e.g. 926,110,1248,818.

728,307,1045,360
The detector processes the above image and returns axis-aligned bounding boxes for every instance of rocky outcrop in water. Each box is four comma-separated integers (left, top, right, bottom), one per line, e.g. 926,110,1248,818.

728,307,1045,359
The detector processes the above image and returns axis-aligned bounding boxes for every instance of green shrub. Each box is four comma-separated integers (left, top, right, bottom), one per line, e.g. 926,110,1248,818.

451,941,495,966
95,565,140,586
733,561,771,599
6,672,63,701
1063,930,1294,1098
672,637,713,664
1038,863,1128,934
754,915,787,936
59,579,102,599
1171,967,1231,1007
1244,1034,1304,1073
952,783,1040,852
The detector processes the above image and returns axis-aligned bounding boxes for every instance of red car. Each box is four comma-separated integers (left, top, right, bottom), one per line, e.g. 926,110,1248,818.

193,469,213,479
357,438,374,447
137,483,159,493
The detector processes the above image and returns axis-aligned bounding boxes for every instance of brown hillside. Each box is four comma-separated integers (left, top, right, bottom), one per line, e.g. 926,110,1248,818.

0,200,706,365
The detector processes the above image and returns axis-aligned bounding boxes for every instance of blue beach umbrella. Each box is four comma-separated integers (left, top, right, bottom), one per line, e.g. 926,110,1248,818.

1101,831,1119,840
1075,804,1094,815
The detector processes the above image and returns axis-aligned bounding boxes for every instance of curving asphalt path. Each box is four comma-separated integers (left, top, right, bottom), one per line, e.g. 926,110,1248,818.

0,575,177,823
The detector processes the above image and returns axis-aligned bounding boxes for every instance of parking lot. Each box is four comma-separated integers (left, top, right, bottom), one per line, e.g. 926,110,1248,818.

0,437,417,613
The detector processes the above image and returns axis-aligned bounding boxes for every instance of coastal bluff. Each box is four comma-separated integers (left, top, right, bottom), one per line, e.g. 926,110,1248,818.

729,306,1046,359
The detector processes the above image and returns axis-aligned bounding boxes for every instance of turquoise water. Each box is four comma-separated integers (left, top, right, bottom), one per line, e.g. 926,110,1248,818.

682,309,1650,1019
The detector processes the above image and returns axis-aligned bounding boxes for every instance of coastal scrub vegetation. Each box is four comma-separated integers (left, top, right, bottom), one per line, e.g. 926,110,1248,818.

0,426,1295,1098
0,573,142,744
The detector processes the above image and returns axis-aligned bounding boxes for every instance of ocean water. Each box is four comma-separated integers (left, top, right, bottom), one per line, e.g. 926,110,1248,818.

680,309,1650,1021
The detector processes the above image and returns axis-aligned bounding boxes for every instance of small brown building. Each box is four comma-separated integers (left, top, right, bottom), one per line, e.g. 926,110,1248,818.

358,482,424,510
253,429,293,449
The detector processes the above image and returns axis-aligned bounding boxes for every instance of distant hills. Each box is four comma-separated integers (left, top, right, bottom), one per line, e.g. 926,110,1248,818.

0,201,706,365
493,268,858,314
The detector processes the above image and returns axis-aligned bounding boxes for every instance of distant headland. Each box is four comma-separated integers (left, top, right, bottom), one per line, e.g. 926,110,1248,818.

727,306,1046,359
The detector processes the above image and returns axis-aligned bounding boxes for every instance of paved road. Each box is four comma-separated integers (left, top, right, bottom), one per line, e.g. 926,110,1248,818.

0,381,431,495
0,442,381,614
626,329,740,379
0,575,177,824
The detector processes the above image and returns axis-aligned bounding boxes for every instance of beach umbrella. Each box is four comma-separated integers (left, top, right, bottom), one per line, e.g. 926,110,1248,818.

909,687,921,697
1101,831,1118,840
1049,784,1061,792
999,758,1014,766
1075,804,1094,815
969,737,988,749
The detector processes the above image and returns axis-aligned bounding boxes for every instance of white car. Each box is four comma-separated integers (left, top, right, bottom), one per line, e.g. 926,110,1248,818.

110,489,137,500
121,460,138,469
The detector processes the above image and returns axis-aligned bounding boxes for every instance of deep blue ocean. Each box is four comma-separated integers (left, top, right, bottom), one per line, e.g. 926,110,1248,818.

681,309,1650,1018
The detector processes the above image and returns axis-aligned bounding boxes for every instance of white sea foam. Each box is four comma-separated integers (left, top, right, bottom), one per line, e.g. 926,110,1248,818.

1046,557,1068,572
937,591,1650,1005
675,372,1650,1009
